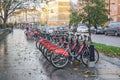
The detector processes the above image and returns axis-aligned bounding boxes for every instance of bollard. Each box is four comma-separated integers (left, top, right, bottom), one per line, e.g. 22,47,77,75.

88,44,95,67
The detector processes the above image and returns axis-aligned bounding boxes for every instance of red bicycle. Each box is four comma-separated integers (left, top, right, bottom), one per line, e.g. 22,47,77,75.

50,35,99,68
25,29,39,40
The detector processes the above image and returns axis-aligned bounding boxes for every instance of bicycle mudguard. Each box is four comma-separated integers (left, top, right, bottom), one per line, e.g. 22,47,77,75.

47,46,58,50
45,44,55,49
34,31,39,34
53,48,69,56
42,41,50,45
44,43,52,48
38,39,44,43
41,40,49,45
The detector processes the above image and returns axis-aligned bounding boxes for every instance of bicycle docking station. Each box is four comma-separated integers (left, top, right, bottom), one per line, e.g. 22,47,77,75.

88,44,95,67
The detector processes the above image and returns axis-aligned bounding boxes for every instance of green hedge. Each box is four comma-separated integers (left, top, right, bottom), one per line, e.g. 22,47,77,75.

0,24,13,29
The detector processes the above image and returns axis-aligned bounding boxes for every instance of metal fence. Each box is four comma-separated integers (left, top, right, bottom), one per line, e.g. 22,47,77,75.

0,28,11,40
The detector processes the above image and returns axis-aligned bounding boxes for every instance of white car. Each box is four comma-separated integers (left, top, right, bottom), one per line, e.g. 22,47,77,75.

77,25,88,33
47,28,54,33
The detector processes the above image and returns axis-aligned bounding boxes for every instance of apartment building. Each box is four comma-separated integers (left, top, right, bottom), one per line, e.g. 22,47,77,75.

106,0,120,22
7,0,70,27
47,0,70,27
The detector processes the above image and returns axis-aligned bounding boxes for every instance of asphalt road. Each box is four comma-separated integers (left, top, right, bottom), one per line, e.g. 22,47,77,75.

91,34,120,47
0,29,120,80
75,32,120,47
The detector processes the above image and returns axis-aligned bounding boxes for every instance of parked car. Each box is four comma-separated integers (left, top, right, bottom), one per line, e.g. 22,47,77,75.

72,27,77,33
60,25,67,32
47,28,55,33
56,25,67,33
90,26,104,34
105,22,120,36
77,24,88,33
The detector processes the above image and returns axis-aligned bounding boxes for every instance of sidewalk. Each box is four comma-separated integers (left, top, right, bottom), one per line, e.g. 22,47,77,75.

0,29,120,80
0,29,50,80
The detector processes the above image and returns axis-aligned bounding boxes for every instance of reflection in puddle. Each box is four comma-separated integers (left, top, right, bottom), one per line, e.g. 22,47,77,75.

0,38,9,56
4,40,8,55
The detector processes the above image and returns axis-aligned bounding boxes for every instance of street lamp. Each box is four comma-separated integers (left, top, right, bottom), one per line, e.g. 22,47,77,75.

109,0,110,15
26,9,27,23
108,0,110,23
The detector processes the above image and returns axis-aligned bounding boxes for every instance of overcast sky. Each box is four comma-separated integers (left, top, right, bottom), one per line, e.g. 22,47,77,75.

71,0,78,4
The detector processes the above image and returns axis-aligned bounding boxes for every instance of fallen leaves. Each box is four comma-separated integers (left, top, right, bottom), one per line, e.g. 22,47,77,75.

73,67,78,71
84,70,90,78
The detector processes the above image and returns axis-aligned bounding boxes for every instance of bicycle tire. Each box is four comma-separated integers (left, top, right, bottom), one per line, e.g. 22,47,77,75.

43,47,48,56
45,50,53,62
41,45,45,53
50,53,69,69
39,43,42,52
35,41,39,49
81,48,99,66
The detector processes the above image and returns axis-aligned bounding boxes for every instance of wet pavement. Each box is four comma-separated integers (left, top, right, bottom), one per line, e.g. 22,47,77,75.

0,29,120,80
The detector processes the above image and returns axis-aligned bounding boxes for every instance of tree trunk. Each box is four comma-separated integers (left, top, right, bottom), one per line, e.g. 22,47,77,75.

3,18,7,24
3,12,8,24
88,27,92,43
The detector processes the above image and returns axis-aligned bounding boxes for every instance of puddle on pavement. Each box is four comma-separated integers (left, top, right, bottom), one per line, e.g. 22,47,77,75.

41,59,99,80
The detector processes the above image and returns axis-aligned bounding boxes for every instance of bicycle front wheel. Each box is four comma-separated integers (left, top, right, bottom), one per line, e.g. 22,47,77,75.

35,40,39,49
45,50,53,62
51,53,69,69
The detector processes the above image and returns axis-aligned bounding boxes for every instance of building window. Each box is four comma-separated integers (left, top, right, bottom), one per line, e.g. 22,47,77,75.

114,6,117,11
114,17,117,22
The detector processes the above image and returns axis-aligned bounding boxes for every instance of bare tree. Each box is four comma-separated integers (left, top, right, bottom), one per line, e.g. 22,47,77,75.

0,0,22,23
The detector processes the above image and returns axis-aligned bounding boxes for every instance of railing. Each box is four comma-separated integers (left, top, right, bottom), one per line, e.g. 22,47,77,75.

0,29,4,35
0,28,11,40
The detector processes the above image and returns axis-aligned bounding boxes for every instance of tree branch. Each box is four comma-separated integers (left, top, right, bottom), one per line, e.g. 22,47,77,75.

8,2,22,16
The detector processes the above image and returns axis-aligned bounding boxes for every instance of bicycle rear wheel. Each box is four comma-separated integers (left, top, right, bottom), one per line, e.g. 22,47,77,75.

81,48,99,66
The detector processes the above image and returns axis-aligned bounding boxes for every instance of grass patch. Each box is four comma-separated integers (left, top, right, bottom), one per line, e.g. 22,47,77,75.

93,42,120,58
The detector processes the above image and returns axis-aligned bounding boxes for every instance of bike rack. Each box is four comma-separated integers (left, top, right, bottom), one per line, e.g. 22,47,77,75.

88,44,95,67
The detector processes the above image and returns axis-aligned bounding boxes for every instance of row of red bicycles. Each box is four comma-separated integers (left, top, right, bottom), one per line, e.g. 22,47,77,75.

35,31,99,69
24,29,40,40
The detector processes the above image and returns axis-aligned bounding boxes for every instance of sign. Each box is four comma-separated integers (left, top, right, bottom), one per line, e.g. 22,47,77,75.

41,21,46,26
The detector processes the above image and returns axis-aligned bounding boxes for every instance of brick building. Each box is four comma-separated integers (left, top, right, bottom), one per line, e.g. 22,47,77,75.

47,0,70,27
77,0,120,22
106,0,120,22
